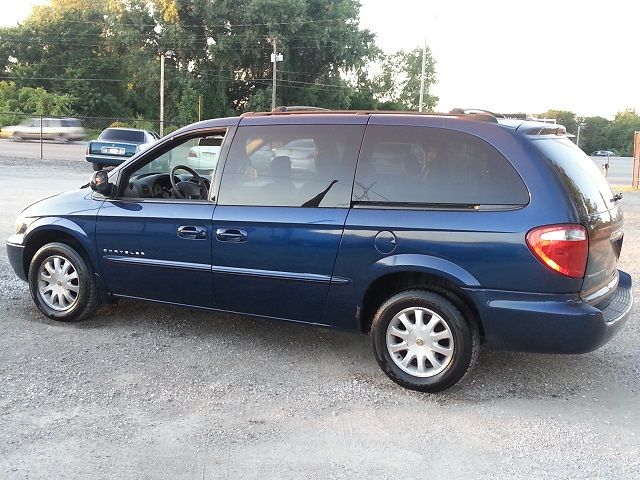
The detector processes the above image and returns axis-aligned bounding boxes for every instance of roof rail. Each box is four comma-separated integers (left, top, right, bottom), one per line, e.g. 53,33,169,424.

240,108,499,123
449,108,505,118
271,106,330,112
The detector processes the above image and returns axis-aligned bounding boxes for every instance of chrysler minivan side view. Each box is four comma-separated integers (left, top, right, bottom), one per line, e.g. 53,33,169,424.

6,110,633,392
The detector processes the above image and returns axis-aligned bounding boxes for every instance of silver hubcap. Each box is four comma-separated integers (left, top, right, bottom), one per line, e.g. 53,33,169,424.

386,307,454,377
37,255,80,311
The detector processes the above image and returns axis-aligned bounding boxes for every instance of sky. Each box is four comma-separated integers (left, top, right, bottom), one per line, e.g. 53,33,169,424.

1,0,638,119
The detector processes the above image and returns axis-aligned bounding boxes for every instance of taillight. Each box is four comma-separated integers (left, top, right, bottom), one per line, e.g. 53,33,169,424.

526,224,588,278
188,150,198,158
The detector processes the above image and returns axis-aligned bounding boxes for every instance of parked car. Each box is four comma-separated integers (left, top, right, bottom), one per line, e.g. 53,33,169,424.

7,110,632,393
590,150,615,156
176,135,223,174
1,117,85,142
86,127,159,171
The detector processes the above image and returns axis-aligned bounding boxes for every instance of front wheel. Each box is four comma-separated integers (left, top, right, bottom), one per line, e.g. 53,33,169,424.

28,242,102,322
371,290,479,392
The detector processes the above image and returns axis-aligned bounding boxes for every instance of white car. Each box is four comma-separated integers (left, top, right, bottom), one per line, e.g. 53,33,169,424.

590,150,615,157
4,117,86,142
186,136,223,172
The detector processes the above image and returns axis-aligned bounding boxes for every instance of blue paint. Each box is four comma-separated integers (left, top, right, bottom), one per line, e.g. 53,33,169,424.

6,112,633,354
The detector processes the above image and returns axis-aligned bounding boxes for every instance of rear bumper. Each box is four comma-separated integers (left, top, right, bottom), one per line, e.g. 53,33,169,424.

85,155,131,167
467,270,633,353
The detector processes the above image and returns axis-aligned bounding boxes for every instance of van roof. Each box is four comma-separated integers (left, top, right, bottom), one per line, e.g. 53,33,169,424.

241,108,500,124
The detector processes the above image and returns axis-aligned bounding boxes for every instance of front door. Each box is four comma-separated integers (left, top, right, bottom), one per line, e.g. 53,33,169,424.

211,122,366,323
96,131,227,308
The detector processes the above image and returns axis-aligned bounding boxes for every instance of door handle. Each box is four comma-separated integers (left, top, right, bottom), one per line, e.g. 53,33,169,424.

177,225,208,240
216,228,247,242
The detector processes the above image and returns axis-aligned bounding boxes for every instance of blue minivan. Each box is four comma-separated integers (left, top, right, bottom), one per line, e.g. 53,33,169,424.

6,110,633,392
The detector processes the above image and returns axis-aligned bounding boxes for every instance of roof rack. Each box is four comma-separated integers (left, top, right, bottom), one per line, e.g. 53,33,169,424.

448,108,505,118
240,106,500,123
271,106,330,112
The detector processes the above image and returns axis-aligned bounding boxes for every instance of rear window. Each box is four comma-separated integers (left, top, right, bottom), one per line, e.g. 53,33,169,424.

99,129,145,143
534,137,614,215
353,126,529,207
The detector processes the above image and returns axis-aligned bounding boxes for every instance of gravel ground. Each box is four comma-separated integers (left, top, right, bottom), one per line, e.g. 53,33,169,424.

1,157,638,479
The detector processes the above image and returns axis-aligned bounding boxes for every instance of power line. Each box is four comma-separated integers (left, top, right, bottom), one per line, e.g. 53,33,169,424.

22,18,357,28
0,76,129,82
0,74,354,91
0,35,368,48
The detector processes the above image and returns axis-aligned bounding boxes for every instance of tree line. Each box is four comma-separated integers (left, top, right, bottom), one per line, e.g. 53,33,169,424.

0,0,437,125
0,1,636,156
537,109,640,157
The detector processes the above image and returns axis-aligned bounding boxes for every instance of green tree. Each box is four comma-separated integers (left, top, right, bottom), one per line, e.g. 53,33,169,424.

394,47,438,111
0,0,433,121
607,109,640,156
0,82,74,122
537,109,578,135
344,45,438,111
0,0,128,117
579,116,611,154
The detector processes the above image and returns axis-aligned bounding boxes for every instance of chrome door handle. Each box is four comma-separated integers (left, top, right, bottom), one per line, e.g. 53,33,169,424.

177,225,208,240
216,228,247,242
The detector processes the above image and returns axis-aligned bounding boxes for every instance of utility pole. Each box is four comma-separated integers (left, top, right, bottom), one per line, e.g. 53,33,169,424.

418,39,427,112
268,36,283,110
270,36,277,110
159,53,165,137
576,121,585,148
198,95,202,122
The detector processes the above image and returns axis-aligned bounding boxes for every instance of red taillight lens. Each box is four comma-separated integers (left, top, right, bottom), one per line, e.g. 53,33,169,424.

526,224,588,278
188,150,198,158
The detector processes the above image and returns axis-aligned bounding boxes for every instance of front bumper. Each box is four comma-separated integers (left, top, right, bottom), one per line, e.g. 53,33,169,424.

467,270,633,353
6,240,27,281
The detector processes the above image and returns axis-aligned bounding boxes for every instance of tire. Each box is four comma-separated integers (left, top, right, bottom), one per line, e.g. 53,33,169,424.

92,163,103,171
12,133,23,142
371,289,479,392
28,242,102,322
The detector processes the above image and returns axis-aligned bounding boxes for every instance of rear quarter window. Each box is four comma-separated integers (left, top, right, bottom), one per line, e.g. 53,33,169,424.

534,137,614,215
353,125,529,207
61,119,81,127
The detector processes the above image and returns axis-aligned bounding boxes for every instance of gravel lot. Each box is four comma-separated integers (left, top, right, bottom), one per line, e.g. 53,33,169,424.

1,157,638,479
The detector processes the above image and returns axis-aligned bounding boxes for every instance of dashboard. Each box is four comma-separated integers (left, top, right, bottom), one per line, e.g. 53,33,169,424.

122,173,210,199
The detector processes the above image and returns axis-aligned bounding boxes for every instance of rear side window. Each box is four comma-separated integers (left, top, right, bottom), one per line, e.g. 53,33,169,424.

534,137,614,215
61,119,81,127
353,125,529,207
218,125,364,208
100,129,145,143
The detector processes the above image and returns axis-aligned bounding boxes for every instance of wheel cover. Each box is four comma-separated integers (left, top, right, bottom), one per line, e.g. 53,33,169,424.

386,307,454,377
37,255,80,312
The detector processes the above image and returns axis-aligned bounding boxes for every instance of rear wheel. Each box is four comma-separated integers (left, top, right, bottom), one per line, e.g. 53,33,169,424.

28,242,101,322
371,289,479,392
92,163,103,171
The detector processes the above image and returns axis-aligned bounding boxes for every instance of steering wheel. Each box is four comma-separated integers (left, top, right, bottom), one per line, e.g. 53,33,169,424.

170,165,208,200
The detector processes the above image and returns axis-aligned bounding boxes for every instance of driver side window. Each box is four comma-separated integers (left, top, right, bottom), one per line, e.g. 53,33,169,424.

121,131,226,201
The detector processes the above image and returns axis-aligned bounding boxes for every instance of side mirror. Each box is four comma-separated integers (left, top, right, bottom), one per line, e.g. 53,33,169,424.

89,170,111,195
